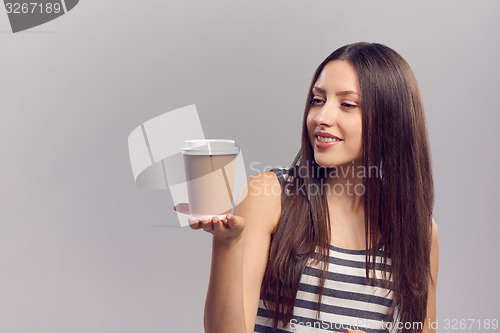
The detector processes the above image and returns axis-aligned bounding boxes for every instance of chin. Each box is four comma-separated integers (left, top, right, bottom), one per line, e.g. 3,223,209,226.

314,158,340,168
314,156,358,169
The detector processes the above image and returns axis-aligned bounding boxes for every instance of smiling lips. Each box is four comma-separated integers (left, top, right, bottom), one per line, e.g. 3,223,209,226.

314,131,342,148
317,136,341,143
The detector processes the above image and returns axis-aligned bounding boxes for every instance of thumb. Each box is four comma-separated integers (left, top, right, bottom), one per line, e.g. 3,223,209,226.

226,214,243,229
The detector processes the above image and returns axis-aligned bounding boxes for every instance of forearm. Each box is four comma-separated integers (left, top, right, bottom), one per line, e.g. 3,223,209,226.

204,235,248,333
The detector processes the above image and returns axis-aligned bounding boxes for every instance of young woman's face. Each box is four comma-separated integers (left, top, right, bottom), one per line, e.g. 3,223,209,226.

306,60,363,168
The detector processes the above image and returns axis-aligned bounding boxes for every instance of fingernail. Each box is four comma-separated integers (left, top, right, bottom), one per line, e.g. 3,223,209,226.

173,206,176,211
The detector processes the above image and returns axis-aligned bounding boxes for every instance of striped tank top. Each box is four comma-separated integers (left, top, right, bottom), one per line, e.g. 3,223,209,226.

254,167,394,333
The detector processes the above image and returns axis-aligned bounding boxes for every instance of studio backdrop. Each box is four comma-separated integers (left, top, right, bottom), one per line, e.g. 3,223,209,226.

0,0,499,332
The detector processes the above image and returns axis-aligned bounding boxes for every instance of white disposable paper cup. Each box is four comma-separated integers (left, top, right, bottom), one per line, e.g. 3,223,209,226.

182,139,240,219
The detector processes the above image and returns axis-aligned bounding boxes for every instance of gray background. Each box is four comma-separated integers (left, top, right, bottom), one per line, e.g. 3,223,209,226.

1,0,499,332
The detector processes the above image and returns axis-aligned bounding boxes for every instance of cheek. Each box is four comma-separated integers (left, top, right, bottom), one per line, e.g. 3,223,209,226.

353,119,363,150
346,118,363,147
306,111,312,126
306,113,314,137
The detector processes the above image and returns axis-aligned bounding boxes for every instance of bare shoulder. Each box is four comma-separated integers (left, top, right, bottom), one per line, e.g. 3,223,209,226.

235,171,282,234
430,217,440,285
432,217,438,239
431,217,439,248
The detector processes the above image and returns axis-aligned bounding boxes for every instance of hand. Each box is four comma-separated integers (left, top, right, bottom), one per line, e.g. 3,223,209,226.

174,203,245,242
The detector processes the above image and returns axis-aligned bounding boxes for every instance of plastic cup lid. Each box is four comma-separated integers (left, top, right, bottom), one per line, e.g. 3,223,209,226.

181,139,240,155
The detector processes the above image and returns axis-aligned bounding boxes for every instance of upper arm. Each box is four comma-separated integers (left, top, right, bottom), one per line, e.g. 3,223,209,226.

423,217,440,332
233,171,282,333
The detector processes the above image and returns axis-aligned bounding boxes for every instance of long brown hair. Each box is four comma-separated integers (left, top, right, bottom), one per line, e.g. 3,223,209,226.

260,42,434,332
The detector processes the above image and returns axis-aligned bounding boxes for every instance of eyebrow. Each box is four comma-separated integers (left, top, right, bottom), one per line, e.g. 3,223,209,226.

312,86,360,97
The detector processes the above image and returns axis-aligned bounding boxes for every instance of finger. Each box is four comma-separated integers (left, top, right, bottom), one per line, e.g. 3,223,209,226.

188,216,202,229
189,221,201,230
212,216,225,232
173,203,190,215
201,219,214,233
226,214,242,230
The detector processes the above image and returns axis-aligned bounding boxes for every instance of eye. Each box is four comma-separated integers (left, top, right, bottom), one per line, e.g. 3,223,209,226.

341,102,358,109
311,97,325,106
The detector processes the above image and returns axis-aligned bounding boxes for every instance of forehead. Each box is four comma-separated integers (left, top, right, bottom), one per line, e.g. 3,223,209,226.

314,60,360,93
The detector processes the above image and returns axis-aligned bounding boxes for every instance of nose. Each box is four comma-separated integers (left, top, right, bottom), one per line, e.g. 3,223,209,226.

313,102,337,127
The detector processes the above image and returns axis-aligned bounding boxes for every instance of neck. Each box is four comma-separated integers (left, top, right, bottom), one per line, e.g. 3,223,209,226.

323,159,365,212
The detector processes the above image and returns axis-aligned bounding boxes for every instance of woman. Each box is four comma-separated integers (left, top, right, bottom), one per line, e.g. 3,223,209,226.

186,42,439,333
